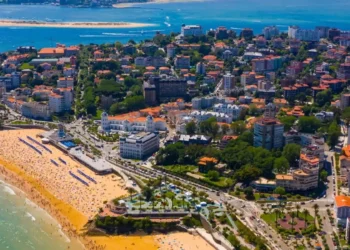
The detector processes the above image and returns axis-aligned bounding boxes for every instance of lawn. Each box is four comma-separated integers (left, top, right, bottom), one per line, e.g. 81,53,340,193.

203,176,233,188
19,63,34,70
11,120,32,125
261,211,315,234
163,165,197,174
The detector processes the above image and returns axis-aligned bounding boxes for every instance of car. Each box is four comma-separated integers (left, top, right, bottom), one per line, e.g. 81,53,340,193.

300,202,305,205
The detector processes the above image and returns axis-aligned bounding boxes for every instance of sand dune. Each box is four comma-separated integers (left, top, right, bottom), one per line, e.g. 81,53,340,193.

0,19,155,28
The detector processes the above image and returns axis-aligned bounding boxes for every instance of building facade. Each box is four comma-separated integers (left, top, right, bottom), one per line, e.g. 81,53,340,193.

119,132,159,159
254,118,284,149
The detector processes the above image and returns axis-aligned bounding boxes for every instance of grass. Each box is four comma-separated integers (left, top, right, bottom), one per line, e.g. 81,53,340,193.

11,120,32,125
19,63,34,70
163,165,197,174
261,211,315,233
203,176,233,188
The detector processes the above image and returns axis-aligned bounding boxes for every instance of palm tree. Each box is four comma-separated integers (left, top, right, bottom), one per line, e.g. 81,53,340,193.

170,194,175,210
181,195,185,210
312,204,319,230
139,194,142,211
161,193,166,211
291,212,296,232
150,196,155,211
127,187,135,202
275,209,280,228
296,204,301,218
303,209,309,229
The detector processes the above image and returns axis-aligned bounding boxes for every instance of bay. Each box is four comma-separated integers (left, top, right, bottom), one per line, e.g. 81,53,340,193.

0,0,350,51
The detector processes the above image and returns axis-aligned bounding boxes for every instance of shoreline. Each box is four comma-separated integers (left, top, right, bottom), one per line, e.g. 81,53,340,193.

0,19,155,28
113,0,208,8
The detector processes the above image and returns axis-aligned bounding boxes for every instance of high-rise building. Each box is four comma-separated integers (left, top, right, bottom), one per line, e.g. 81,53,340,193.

263,26,280,40
328,28,341,41
240,28,254,40
196,62,206,75
315,26,330,38
254,118,284,149
223,72,235,91
181,24,203,36
337,63,350,80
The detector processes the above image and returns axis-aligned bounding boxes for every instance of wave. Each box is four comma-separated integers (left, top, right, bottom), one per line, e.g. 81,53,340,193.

3,185,16,196
102,32,141,37
79,35,107,38
25,198,38,208
25,212,36,221
129,29,165,33
58,226,71,243
164,22,171,27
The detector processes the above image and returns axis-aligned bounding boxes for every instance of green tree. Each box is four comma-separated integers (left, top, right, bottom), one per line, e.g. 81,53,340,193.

243,187,255,200
207,170,220,181
274,186,286,197
127,187,136,202
315,89,332,107
320,169,328,182
273,157,290,174
231,120,246,135
327,120,341,148
185,121,197,135
298,116,322,133
221,124,230,135
282,143,301,166
142,186,153,202
279,116,297,131
341,107,350,125
303,209,309,229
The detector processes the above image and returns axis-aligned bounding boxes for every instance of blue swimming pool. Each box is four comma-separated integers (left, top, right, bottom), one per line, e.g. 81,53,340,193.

60,140,76,148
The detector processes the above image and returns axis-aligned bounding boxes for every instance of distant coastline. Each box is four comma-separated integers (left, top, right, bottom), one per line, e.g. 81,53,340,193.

0,19,155,28
113,0,207,8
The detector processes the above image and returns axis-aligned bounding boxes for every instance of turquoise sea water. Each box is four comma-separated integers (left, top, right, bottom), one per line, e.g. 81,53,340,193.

0,0,350,51
0,177,84,250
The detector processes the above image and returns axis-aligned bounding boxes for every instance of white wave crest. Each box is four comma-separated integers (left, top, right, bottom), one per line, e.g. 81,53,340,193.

3,185,16,196
25,212,36,221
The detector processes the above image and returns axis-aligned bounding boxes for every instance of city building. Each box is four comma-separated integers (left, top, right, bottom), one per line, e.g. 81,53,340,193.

196,62,206,75
38,47,65,58
223,72,235,91
263,103,278,118
48,88,73,113
252,56,283,72
181,25,203,36
215,26,229,40
213,103,242,120
337,63,350,80
191,110,233,123
119,132,159,160
101,111,167,133
21,102,51,120
253,118,284,149
341,93,350,110
288,26,320,41
328,28,341,41
240,28,254,40
57,77,74,88
276,151,320,191
315,26,330,38
174,55,190,69
0,72,21,90
198,157,219,173
263,26,280,40
166,44,175,58
143,77,187,104
335,196,350,220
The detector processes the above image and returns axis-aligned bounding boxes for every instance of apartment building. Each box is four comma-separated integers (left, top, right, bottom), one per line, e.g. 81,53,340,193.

253,118,284,149
57,77,74,88
263,26,280,40
48,88,73,113
181,25,203,36
21,102,51,120
174,55,190,69
119,132,159,160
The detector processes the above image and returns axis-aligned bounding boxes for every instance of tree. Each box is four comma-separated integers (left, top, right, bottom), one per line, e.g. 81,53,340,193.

315,89,332,107
207,170,220,181
127,187,135,202
282,143,301,166
291,212,296,232
181,195,185,209
210,122,220,140
274,186,286,197
341,107,350,126
298,116,321,133
274,209,280,228
221,124,230,135
150,196,155,211
234,165,262,184
312,204,319,230
296,204,301,218
273,157,290,174
320,169,328,182
327,120,341,148
142,186,153,202
279,116,297,131
303,209,309,229
185,121,197,135
231,120,246,135
244,187,255,200
161,193,167,211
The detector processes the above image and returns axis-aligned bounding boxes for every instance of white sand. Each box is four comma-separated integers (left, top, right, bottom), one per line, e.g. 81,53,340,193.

0,20,155,28
155,233,215,250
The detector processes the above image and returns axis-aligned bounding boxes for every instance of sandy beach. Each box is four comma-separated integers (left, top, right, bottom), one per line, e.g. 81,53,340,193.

0,129,214,250
0,20,155,28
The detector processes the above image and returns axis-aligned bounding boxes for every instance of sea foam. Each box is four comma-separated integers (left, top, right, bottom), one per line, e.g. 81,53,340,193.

25,212,36,221
2,186,16,196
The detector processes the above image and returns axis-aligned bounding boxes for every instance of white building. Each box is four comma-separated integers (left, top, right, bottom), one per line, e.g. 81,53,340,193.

57,77,74,88
21,102,51,120
191,110,233,123
314,111,334,122
288,26,320,41
223,72,235,91
101,112,167,133
196,62,206,75
48,88,73,113
181,25,203,36
120,132,159,159
263,26,280,40
213,103,242,121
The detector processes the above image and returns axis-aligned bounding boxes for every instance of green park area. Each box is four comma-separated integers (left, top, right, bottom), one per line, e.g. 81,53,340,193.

19,63,34,70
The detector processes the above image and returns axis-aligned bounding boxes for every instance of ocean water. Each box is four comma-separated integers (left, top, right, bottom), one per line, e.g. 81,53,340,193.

0,177,84,250
0,0,350,51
